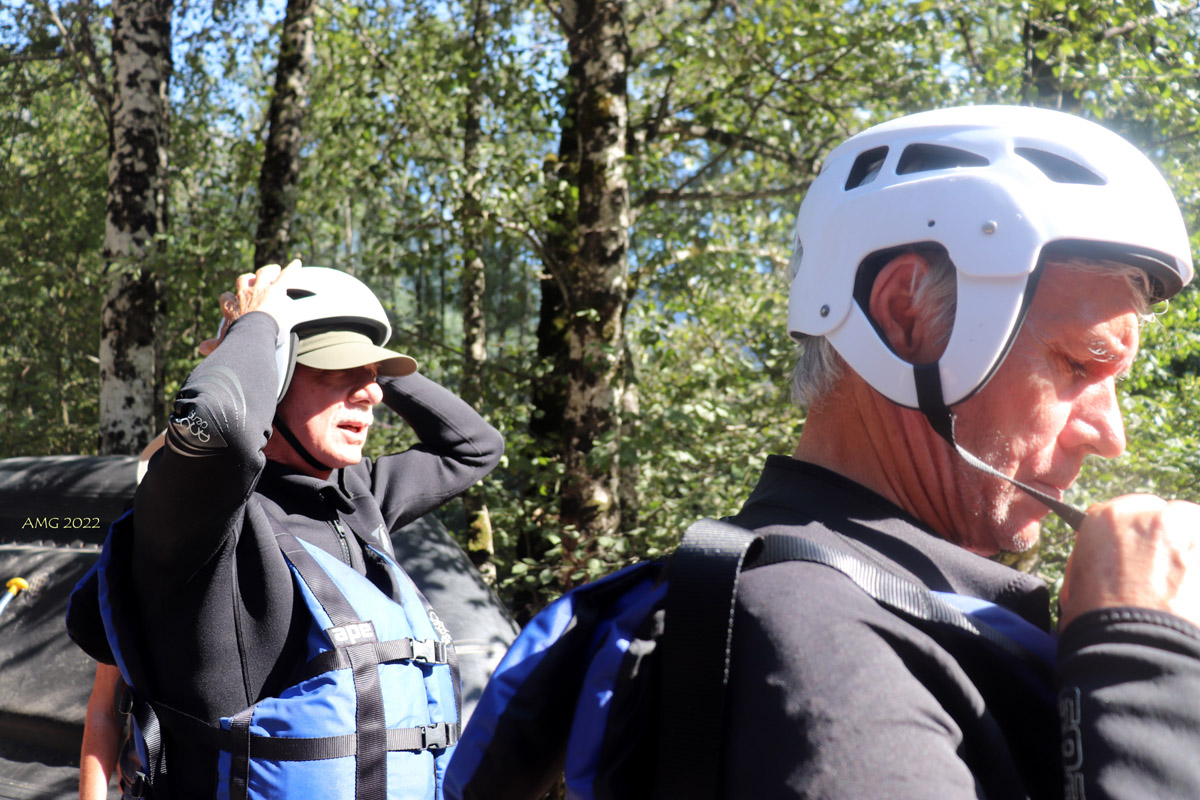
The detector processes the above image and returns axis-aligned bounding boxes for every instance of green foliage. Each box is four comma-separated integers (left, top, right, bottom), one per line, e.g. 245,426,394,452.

3,0,1200,620
0,30,109,454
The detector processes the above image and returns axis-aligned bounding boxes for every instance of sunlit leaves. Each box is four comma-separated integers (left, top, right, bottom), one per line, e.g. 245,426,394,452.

3,0,1200,615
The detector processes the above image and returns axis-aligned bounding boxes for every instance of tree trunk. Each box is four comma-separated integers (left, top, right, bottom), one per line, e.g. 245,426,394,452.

530,80,578,448
461,0,495,585
99,0,171,456
254,0,316,268
513,78,579,617
618,342,639,532
558,0,630,573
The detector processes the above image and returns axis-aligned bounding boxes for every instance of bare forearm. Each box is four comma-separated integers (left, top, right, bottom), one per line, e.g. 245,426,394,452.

79,665,122,800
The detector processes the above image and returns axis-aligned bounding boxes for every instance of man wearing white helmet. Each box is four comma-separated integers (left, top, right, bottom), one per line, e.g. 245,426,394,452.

720,106,1200,798
68,262,504,800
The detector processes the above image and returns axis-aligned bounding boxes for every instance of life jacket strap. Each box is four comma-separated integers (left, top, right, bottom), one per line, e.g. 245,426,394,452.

750,532,1055,675
145,698,460,759
289,636,451,685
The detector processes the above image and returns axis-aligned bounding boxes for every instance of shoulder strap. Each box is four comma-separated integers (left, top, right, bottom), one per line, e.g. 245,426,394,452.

652,518,759,800
653,520,1054,800
750,533,1054,673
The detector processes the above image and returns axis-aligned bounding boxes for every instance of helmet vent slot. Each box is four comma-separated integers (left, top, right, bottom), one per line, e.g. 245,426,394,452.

896,144,989,175
1015,147,1105,185
844,146,889,190
287,288,317,299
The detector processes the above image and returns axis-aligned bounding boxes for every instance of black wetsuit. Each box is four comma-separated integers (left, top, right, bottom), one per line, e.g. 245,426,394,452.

721,456,1200,799
68,311,504,798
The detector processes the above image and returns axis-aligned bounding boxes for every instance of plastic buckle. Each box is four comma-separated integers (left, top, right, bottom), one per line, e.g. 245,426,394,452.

129,771,149,798
116,683,134,716
420,723,449,750
411,639,443,663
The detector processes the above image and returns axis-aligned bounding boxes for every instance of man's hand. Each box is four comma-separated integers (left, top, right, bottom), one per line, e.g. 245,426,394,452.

1060,494,1200,631
198,260,302,356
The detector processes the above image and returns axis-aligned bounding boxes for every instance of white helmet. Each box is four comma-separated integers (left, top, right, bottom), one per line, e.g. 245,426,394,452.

275,267,416,399
220,266,416,399
787,105,1194,410
284,265,395,342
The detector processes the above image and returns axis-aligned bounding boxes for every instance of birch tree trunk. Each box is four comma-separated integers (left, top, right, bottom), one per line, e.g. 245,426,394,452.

99,0,171,455
557,0,630,571
461,0,495,584
254,0,315,268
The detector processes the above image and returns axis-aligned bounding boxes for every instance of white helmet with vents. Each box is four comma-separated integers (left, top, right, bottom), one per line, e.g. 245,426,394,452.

223,266,416,399
274,267,416,399
786,105,1194,410
283,266,395,342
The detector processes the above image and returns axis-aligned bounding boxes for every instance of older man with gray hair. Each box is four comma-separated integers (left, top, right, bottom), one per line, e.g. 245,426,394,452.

720,106,1200,799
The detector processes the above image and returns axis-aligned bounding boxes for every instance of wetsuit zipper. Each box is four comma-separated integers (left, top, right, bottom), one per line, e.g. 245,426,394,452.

331,518,352,565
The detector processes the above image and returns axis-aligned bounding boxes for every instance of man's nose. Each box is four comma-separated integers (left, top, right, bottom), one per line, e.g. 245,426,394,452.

350,377,383,406
1064,376,1126,459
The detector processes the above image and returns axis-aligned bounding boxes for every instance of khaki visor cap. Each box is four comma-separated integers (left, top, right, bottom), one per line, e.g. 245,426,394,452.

295,330,418,377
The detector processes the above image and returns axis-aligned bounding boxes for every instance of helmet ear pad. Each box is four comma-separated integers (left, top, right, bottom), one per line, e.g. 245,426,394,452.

832,241,1042,411
275,331,299,401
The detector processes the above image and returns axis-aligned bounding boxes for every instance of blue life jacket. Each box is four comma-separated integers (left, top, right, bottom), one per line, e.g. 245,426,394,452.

88,511,460,800
446,519,1058,800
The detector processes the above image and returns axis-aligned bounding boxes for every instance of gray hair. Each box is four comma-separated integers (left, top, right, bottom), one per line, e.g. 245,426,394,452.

790,252,1154,408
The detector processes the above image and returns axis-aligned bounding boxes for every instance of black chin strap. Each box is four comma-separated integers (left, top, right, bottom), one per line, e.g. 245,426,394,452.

913,363,1087,531
272,413,334,473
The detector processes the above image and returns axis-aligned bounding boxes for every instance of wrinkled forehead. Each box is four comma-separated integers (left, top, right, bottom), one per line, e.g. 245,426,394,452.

1024,263,1144,361
1041,258,1154,315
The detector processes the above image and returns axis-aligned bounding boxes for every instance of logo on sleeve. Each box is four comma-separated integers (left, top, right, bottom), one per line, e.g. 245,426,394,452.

1059,687,1085,799
328,621,378,648
167,408,228,453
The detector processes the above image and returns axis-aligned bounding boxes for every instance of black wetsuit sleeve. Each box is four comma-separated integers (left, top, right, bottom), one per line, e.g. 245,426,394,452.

1057,608,1200,799
132,312,279,579
368,373,504,531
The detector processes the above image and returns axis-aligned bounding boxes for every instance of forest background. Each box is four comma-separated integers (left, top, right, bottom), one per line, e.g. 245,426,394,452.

3,0,1200,619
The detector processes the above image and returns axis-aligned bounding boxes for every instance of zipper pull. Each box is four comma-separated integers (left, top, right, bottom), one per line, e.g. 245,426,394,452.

331,519,353,565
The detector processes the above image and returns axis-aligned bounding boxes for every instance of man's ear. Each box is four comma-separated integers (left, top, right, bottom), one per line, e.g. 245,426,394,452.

868,252,940,363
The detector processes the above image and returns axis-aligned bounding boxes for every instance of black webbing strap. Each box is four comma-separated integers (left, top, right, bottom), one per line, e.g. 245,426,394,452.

750,533,1049,671
271,412,334,473
653,519,1054,800
147,700,458,760
130,694,166,798
291,636,450,684
913,362,1087,531
276,529,387,800
229,709,254,800
652,518,760,800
